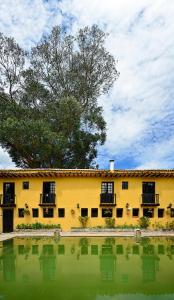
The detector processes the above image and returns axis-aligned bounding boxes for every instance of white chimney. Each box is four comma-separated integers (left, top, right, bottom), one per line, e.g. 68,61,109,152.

109,160,115,171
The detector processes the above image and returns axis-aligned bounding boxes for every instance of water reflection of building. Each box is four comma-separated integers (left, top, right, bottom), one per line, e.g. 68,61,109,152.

2,239,16,281
100,244,116,281
1,238,174,300
141,244,160,282
39,244,56,281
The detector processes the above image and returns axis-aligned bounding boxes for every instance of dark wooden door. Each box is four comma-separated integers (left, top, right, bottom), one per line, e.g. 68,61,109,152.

3,209,13,233
143,182,155,194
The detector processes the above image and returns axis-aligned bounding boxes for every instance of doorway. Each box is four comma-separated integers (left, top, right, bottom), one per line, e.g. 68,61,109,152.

3,209,14,233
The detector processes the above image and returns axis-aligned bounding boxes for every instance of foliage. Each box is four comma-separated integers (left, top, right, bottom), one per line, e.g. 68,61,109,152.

71,224,140,230
16,223,61,230
0,25,119,168
79,238,89,246
152,222,165,230
78,216,89,228
139,216,150,229
104,237,115,245
105,217,115,228
23,208,30,216
113,224,140,229
165,221,174,230
103,208,112,216
140,237,151,247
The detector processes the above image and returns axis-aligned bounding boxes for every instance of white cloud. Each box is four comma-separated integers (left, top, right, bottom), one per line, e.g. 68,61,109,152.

0,148,16,169
0,0,62,48
59,0,174,169
0,0,174,169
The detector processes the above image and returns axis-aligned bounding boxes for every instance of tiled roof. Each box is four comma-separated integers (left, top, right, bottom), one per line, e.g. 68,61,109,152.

0,169,174,178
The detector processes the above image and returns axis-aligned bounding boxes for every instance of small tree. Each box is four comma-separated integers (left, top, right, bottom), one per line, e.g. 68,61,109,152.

78,216,89,228
139,216,150,229
105,217,115,228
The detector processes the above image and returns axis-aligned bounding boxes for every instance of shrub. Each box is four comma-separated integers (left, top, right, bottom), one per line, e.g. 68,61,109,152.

152,222,164,230
78,216,89,228
105,217,115,228
139,216,150,229
16,223,61,230
165,221,174,230
79,238,89,246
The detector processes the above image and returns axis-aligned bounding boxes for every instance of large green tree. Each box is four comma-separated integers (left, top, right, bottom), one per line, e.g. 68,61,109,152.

0,25,119,168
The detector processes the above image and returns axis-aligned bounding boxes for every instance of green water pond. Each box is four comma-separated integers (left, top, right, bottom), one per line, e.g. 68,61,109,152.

0,236,174,300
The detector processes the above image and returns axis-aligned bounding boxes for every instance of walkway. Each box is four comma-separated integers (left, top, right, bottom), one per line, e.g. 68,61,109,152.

1,230,174,242
0,231,54,242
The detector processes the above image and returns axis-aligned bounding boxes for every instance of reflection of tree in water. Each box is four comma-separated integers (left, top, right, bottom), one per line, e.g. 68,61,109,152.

100,243,116,281
2,239,16,282
39,244,56,281
104,238,115,245
79,238,89,256
18,244,31,259
166,245,174,259
32,245,39,255
141,244,160,283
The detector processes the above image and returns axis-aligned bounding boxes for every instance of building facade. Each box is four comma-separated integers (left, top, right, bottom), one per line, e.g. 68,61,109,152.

0,168,174,232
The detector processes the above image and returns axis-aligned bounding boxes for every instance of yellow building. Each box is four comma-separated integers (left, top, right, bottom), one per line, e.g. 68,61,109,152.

0,162,174,232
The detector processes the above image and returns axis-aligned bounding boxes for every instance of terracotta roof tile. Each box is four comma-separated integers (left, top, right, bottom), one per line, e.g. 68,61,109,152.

0,169,174,178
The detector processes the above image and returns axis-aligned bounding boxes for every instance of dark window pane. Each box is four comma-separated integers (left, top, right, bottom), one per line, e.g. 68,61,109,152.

81,246,88,255
122,181,128,190
102,208,112,218
143,245,154,255
18,245,25,254
3,182,15,204
102,245,113,255
58,245,65,255
18,208,24,218
43,208,54,218
58,208,65,218
116,208,123,218
23,182,29,189
158,209,164,218
91,245,98,255
43,182,55,194
32,245,38,255
91,208,98,218
116,245,123,254
43,245,53,255
171,209,174,218
171,245,174,255
81,208,88,217
32,208,39,218
132,245,139,255
4,182,15,194
143,208,154,218
132,208,139,217
101,182,107,193
158,245,165,255
101,182,114,193
143,182,155,194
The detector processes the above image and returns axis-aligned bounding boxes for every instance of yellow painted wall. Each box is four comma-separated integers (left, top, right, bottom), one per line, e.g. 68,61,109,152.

0,176,174,231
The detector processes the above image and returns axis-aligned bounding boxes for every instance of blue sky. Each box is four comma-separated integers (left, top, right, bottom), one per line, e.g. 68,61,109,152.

0,0,174,170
